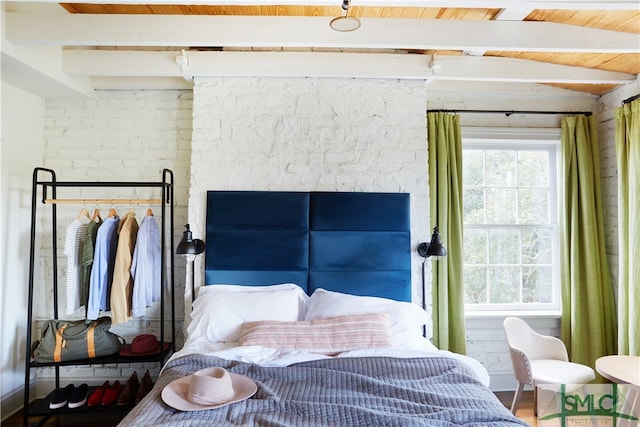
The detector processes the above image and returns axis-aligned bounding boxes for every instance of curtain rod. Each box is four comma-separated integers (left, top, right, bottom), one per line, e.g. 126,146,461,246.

622,94,640,105
427,109,592,116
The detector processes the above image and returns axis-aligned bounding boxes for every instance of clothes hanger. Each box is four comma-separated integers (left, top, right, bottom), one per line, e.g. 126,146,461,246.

92,208,102,222
108,203,117,218
76,208,90,222
146,208,154,216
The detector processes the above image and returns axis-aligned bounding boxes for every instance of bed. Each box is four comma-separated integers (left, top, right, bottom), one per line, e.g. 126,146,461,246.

118,191,527,426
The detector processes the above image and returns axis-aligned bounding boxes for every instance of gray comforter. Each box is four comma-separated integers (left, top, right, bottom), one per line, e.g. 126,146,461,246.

118,354,528,426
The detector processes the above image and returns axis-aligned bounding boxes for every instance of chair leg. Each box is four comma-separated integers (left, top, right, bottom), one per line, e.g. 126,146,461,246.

511,382,525,415
534,386,538,416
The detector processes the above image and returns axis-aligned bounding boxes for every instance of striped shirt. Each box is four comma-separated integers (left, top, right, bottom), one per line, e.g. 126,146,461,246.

64,219,88,315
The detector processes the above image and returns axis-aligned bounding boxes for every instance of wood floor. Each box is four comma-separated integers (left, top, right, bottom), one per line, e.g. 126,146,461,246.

496,390,537,426
3,391,536,426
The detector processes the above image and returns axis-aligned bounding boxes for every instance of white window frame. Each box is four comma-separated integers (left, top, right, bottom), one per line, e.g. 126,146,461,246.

462,127,562,315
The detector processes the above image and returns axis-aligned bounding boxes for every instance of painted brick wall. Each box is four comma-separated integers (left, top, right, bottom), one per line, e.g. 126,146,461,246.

596,78,640,295
187,77,431,306
34,90,192,387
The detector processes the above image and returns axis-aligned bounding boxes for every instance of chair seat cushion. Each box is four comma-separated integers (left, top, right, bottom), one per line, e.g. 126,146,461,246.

531,359,596,389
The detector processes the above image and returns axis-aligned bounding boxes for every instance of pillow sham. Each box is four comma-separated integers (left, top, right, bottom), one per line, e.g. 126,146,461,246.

238,312,392,355
305,288,436,352
186,283,308,344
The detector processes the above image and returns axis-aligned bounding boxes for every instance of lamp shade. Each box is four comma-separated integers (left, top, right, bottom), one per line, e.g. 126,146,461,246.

176,224,205,255
417,226,447,258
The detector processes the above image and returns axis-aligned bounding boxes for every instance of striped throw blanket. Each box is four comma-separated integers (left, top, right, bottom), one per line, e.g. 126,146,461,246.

118,354,528,427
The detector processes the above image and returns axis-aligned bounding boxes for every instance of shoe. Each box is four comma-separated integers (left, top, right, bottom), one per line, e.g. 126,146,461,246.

68,383,89,408
49,384,74,409
135,370,153,404
101,380,121,406
87,381,109,407
117,372,138,406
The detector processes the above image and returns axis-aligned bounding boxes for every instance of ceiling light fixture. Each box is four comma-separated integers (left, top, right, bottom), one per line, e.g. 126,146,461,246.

330,0,361,32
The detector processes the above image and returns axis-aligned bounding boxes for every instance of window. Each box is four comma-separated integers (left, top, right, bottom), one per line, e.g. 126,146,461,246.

462,129,560,312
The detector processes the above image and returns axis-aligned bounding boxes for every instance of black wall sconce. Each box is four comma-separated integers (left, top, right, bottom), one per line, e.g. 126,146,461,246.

417,226,447,259
176,224,205,301
418,226,447,336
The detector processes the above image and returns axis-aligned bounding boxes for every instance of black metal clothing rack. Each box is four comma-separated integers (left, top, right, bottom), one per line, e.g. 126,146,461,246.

23,167,176,427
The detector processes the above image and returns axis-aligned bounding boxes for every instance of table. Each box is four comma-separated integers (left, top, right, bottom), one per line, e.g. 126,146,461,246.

596,355,640,427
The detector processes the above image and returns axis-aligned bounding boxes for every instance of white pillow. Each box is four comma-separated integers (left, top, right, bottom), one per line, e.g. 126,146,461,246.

305,288,437,352
186,283,308,344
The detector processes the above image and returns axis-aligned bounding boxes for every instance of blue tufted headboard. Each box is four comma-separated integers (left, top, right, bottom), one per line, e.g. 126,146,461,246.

205,191,411,302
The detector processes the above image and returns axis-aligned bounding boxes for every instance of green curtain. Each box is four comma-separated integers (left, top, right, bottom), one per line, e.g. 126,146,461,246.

615,98,640,356
560,114,617,369
427,112,466,354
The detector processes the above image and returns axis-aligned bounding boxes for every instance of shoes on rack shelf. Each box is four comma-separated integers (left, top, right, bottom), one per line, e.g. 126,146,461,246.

68,383,89,409
101,380,121,406
117,372,139,406
135,370,153,404
87,381,109,407
49,384,75,409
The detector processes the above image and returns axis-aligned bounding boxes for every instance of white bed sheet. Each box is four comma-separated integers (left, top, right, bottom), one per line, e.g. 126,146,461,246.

168,342,491,387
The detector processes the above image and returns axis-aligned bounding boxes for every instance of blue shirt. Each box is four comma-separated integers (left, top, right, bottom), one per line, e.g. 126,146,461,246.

87,216,119,320
131,214,161,317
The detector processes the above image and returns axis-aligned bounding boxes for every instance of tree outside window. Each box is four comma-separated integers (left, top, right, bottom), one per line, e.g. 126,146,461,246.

463,135,560,312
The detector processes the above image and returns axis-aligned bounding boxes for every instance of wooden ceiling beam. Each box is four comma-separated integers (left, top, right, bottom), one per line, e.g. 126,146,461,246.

7,13,639,53
60,49,636,85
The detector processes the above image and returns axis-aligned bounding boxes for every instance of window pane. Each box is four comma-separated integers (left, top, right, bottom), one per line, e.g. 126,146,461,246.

464,266,487,304
464,228,487,264
519,188,549,223
488,267,520,303
486,188,516,224
523,266,552,303
488,229,520,264
519,151,549,187
463,188,485,223
464,149,484,186
522,228,552,265
462,138,558,311
486,150,516,186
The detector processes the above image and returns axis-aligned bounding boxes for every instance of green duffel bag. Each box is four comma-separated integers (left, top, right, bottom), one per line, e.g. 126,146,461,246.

32,317,125,363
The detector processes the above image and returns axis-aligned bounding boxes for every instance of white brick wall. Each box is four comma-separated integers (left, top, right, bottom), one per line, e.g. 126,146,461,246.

596,77,640,296
188,77,431,306
34,90,192,386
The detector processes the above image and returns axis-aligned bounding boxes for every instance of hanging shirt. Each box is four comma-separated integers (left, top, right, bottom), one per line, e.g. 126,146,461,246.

131,213,161,318
87,216,119,320
64,219,88,315
110,211,139,325
81,218,103,311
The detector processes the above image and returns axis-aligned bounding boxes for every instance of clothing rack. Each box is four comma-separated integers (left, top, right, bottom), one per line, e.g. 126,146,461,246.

24,167,176,427
44,198,164,205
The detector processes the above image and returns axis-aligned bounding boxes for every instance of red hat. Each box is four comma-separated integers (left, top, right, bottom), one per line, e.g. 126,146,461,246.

119,334,169,357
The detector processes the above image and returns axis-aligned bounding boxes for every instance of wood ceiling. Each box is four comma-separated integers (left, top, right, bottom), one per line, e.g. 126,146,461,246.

55,4,640,95
4,2,638,97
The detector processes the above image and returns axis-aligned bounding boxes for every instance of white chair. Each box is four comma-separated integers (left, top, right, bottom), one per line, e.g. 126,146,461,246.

503,316,596,415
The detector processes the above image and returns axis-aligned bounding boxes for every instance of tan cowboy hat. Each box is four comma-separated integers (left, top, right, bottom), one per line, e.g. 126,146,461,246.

161,367,257,411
